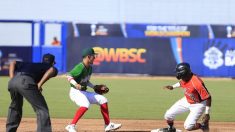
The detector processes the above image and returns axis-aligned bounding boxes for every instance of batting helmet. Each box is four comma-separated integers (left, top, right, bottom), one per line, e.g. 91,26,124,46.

175,62,192,80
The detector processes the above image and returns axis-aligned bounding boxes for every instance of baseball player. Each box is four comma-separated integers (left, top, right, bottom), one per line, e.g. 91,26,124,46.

160,62,212,132
6,53,58,132
65,47,121,132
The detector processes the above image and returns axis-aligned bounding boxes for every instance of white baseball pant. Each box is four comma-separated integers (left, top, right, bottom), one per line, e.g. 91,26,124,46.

69,87,108,108
164,97,206,130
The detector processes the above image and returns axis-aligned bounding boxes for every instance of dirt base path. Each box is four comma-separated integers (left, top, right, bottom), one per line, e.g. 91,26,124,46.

1,118,235,132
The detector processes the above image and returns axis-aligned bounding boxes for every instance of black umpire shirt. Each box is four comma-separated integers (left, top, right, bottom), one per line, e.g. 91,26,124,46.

14,61,58,83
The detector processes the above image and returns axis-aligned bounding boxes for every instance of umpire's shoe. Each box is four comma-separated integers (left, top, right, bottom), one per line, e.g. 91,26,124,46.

161,127,176,132
105,122,122,131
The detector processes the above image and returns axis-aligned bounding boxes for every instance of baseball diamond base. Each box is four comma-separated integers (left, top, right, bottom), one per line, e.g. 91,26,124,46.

151,128,182,132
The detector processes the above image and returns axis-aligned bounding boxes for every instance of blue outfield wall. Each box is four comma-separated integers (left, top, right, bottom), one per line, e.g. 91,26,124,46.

66,37,177,76
1,21,235,77
0,46,32,75
0,46,63,76
64,23,235,77
1,38,234,77
66,37,235,77
182,38,235,77
0,20,69,76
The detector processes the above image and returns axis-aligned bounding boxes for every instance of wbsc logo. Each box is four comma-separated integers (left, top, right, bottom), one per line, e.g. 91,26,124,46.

93,47,146,65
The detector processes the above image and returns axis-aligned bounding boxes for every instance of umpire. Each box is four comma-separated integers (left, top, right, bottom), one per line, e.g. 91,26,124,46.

6,53,58,132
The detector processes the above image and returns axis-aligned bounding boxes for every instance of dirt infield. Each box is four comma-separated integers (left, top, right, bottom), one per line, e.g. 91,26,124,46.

1,118,235,132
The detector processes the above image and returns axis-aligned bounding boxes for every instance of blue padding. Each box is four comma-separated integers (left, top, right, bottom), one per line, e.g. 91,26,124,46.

32,46,42,62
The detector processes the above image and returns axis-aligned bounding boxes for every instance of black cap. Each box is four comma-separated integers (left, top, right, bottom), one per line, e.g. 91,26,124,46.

42,53,55,65
82,48,96,57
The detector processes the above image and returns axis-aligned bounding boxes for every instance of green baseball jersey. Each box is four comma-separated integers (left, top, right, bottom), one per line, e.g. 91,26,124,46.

68,63,92,87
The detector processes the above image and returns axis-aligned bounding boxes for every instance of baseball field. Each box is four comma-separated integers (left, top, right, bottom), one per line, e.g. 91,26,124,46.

0,75,235,132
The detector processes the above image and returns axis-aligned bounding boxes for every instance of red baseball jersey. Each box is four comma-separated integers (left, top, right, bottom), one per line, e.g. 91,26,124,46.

180,74,210,104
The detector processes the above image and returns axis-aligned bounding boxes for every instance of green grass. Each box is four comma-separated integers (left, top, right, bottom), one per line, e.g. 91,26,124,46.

1,76,235,122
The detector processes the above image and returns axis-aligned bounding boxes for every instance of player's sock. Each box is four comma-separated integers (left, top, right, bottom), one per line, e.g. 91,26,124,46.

100,103,110,125
71,107,88,124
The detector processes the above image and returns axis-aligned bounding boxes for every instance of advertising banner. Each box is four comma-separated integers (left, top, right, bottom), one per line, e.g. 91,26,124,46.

182,38,235,77
76,23,124,37
210,25,235,38
67,37,177,75
125,24,209,38
0,46,32,75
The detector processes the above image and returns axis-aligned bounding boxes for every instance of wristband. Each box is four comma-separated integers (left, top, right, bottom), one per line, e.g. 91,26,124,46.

205,106,210,114
172,82,180,89
70,79,78,86
67,75,78,86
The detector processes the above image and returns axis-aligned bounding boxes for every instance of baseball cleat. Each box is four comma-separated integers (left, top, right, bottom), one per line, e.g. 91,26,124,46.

201,123,209,131
65,124,77,132
105,122,122,131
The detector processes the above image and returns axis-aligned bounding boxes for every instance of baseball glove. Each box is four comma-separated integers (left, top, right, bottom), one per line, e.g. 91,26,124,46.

94,84,109,95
